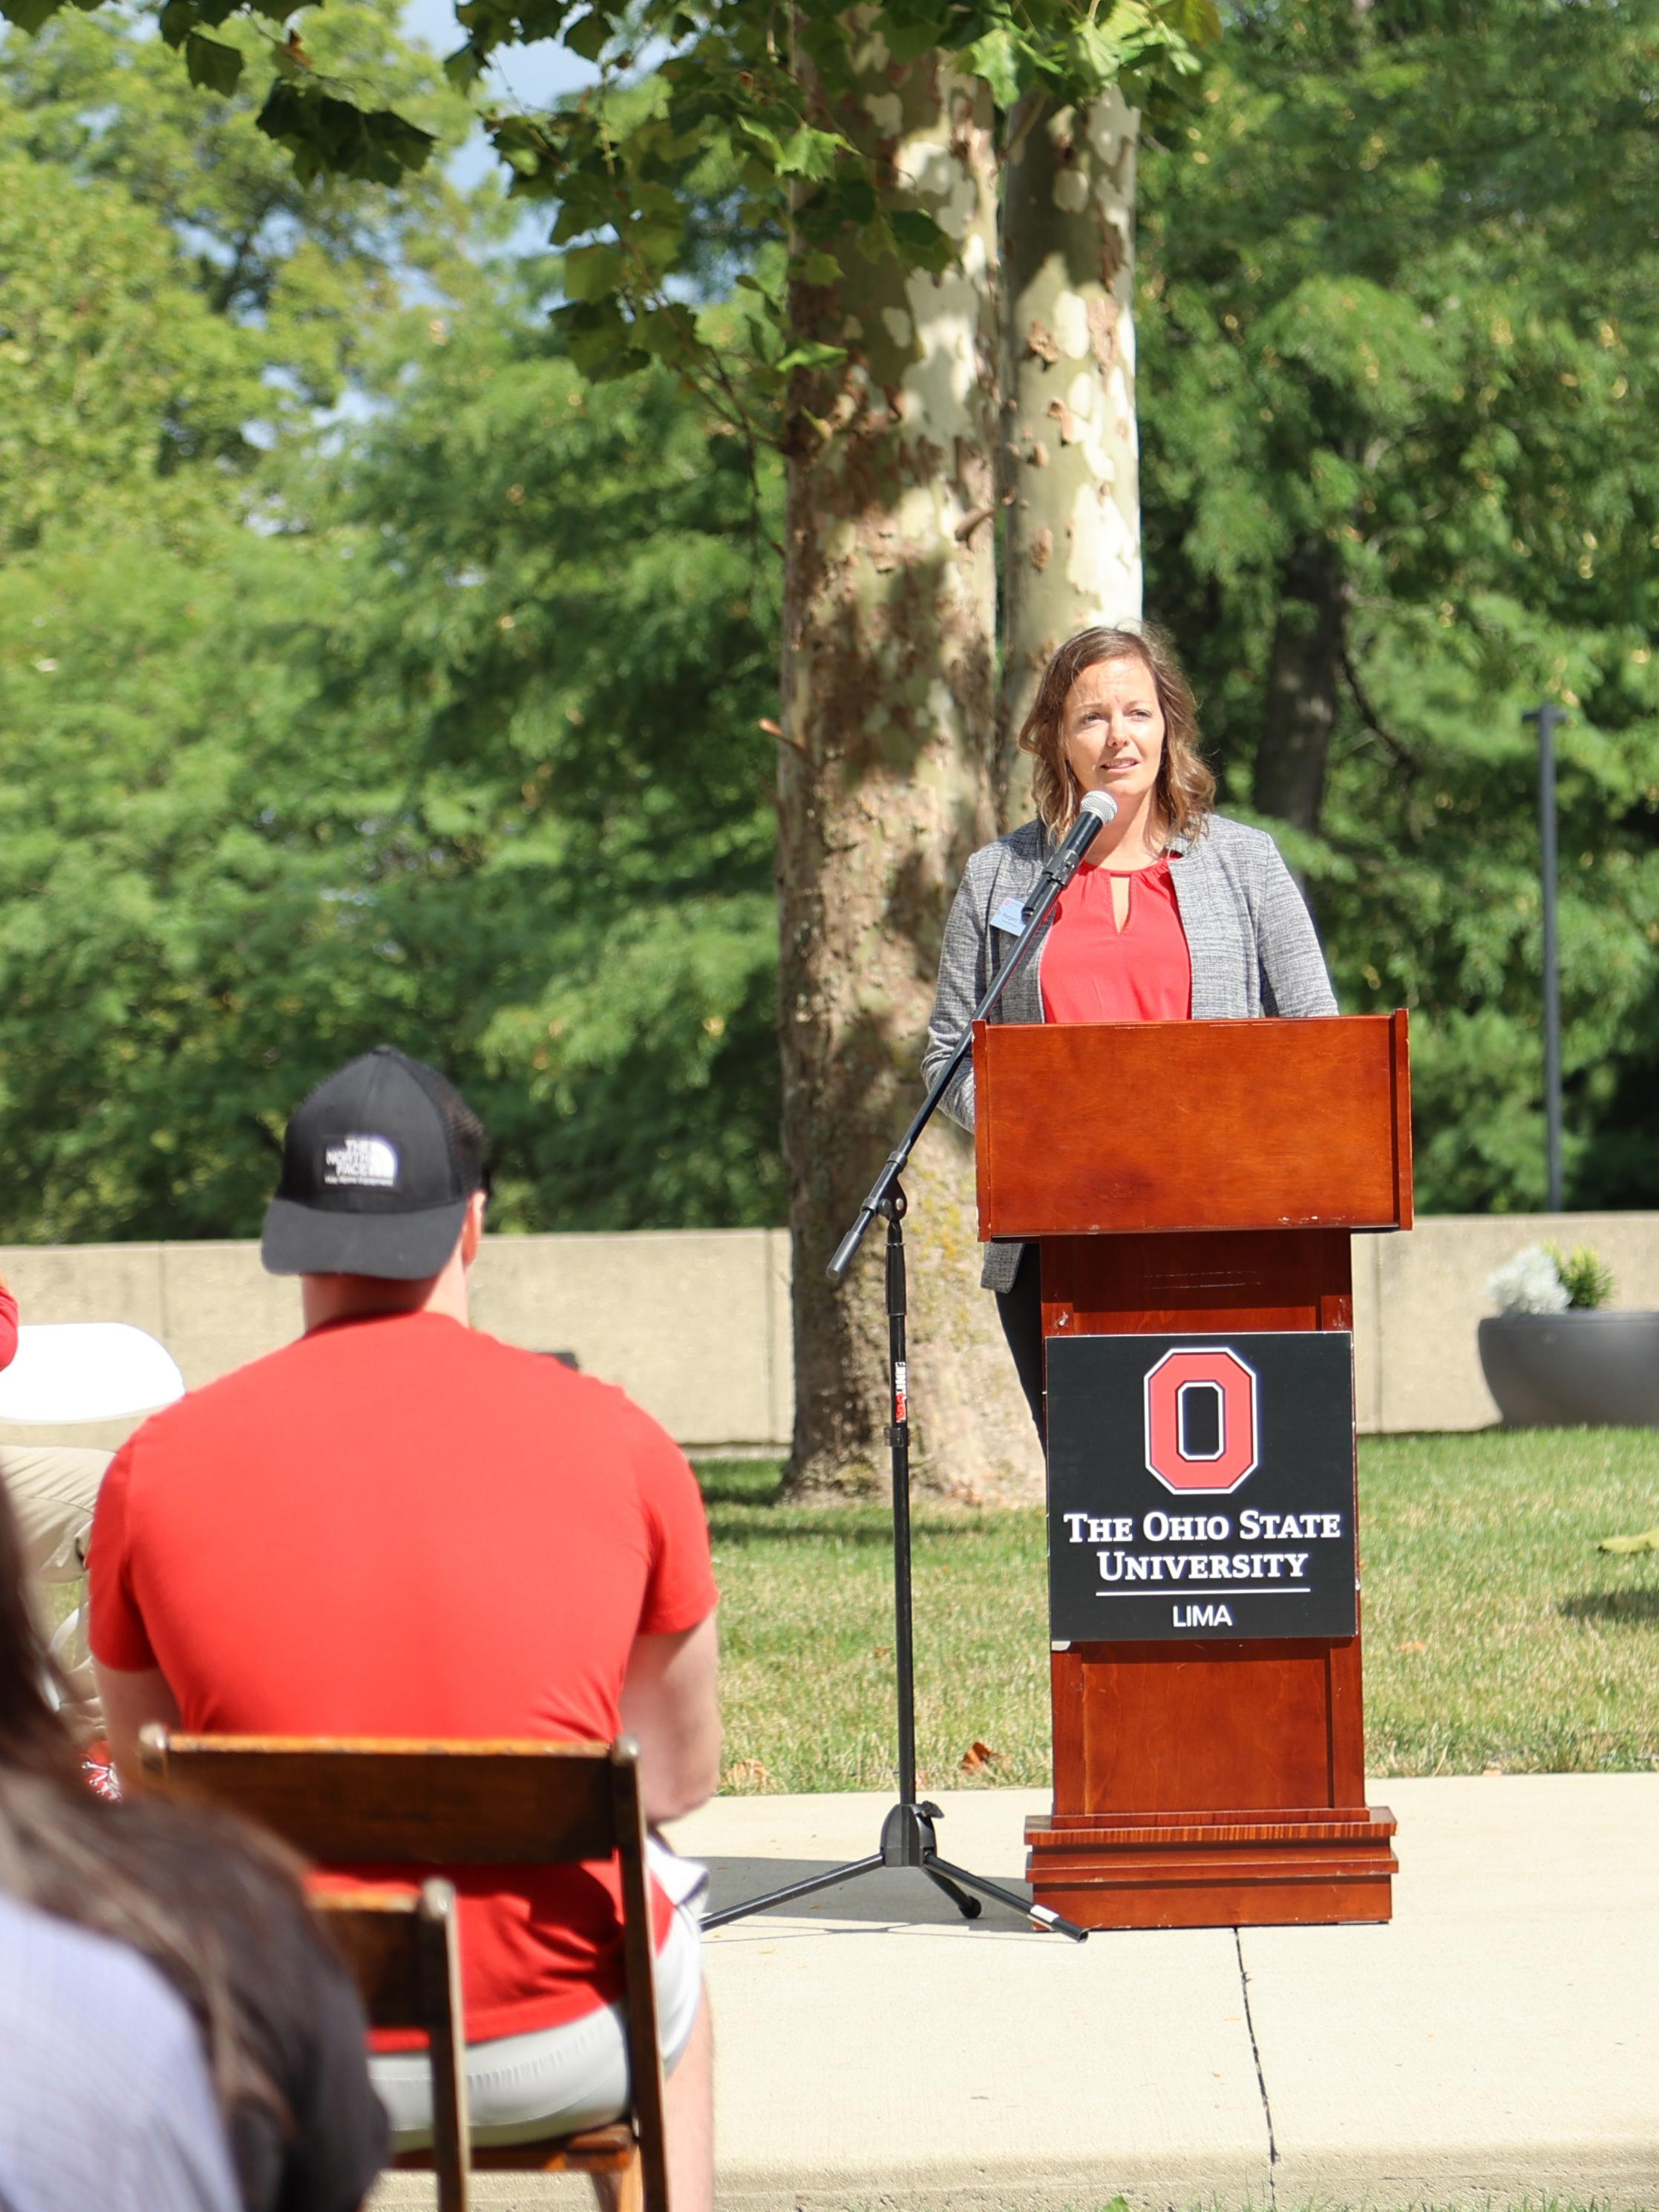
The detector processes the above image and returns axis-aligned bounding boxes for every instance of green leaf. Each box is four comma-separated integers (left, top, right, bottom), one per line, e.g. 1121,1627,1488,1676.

1068,16,1133,91
549,200,592,244
628,305,698,363
775,125,845,182
958,27,1020,107
774,340,848,375
490,114,546,150
549,298,649,381
255,82,436,186
799,250,840,285
627,220,684,278
185,32,245,95
562,243,626,303
883,12,948,65
515,0,576,36
367,110,438,177
887,206,952,275
157,0,199,49
562,7,613,61
506,162,568,203
1159,0,1223,45
442,43,486,91
0,0,66,28
808,174,877,232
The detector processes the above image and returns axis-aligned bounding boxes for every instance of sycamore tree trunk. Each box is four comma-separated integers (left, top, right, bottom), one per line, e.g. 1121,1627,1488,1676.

998,90,1142,811
1254,533,1346,836
776,36,1043,1502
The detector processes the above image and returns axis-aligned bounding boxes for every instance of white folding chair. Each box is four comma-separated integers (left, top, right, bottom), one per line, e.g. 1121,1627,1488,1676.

0,1321,185,1425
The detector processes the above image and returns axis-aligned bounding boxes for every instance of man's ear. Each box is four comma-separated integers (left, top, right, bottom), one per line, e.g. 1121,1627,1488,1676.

460,1188,487,1269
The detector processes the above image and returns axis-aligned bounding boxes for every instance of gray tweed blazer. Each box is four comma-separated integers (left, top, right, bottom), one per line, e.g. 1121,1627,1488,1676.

921,814,1339,1291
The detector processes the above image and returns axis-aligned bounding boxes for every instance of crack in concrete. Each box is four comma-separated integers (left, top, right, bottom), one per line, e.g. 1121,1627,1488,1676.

1235,1927,1278,2205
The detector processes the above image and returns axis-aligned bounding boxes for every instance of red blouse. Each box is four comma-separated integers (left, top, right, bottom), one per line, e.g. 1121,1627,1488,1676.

1038,855,1192,1024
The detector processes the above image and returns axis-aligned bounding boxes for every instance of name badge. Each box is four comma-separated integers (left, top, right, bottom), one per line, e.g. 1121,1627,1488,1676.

990,897,1028,936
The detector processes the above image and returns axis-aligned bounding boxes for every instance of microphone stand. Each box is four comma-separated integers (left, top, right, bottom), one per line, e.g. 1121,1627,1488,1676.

705,823,1107,1943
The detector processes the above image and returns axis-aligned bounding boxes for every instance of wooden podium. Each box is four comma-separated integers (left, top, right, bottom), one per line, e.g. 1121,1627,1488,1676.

972,1012,1411,1931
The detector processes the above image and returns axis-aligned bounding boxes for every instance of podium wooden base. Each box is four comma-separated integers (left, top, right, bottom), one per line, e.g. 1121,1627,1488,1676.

970,1016,1413,1934
1024,1804,1398,1930
1030,1631,1396,1928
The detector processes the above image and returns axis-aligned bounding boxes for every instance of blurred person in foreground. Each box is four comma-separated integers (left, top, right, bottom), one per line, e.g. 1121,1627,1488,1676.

0,1454,387,2212
0,1889,240,2212
0,1268,111,1737
923,623,1337,1441
88,1047,721,2212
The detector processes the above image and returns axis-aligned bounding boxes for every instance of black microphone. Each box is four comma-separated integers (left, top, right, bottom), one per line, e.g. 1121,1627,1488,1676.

1035,788,1119,897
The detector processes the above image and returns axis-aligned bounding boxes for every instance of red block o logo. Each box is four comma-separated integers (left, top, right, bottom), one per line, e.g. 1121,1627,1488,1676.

1143,1349,1260,1495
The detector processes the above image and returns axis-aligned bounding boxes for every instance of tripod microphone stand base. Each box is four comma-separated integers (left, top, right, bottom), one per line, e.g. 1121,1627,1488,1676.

702,1799,1088,1941
712,1010,1101,1955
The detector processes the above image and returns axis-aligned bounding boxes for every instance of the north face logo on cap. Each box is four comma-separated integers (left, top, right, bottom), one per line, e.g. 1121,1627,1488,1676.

323,1134,400,1189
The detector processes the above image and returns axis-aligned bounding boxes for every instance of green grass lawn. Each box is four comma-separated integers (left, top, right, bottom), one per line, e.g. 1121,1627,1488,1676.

701,1430,1659,1793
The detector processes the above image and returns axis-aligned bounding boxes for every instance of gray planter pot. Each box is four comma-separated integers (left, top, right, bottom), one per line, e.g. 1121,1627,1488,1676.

1478,1310,1659,1428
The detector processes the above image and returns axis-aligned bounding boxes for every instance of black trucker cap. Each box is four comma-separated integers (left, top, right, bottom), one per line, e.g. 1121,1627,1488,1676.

261,1046,485,1280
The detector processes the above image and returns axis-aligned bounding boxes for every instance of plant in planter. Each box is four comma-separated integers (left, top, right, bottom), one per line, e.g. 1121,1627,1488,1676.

1479,1242,1659,1428
1486,1243,1571,1316
1549,1245,1616,1311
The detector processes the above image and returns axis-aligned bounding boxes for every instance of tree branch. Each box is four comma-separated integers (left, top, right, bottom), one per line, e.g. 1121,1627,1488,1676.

1340,636,1418,773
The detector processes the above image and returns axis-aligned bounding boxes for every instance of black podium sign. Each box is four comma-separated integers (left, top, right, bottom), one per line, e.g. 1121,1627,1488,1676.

1046,1331,1358,1644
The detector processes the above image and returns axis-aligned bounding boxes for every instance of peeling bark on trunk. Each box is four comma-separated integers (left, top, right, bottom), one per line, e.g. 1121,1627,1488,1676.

997,90,1142,816
899,1116,1044,1502
776,40,1041,1502
1254,534,1346,837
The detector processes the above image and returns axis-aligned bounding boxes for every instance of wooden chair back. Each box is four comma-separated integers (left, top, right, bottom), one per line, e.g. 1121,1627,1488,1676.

315,1882,470,2212
137,1732,669,2212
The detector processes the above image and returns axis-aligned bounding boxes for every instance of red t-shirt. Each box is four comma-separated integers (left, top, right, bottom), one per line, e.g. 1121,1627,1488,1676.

0,1287,16,1370
1039,856,1192,1024
88,1310,718,2043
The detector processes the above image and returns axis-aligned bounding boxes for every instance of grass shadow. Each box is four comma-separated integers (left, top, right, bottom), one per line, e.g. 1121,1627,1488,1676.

1560,1588,1659,1624
707,1516,900,1549
695,1461,785,1508
704,1511,1011,1549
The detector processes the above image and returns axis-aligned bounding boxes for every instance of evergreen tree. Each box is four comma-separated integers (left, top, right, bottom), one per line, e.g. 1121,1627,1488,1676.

297,290,786,1231
1138,0,1659,1210
0,14,784,1240
0,308,787,1238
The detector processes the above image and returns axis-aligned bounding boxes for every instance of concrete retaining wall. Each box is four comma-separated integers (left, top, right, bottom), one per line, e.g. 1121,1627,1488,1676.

0,1230,793,1456
1351,1211,1659,1433
4,1214,1657,1453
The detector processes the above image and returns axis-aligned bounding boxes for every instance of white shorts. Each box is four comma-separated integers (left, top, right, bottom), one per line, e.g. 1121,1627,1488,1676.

369,1891,704,2150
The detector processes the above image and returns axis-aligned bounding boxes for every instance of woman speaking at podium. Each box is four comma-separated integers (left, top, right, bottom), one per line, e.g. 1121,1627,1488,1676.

923,623,1337,1439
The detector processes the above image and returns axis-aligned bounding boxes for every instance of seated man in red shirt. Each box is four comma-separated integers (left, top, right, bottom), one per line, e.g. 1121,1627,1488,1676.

88,1047,721,2209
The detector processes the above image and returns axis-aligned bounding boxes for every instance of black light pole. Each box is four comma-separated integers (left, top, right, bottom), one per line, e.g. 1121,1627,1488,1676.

1523,700,1565,1212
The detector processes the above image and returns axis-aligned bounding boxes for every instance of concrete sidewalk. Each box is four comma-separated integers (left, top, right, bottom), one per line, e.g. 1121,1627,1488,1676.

379,1775,1659,2211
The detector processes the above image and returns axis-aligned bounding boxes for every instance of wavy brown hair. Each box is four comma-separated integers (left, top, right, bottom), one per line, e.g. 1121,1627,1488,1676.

1018,623,1216,844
